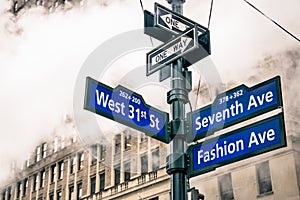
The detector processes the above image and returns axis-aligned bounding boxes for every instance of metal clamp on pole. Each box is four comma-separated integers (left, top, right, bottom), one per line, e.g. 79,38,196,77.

166,152,187,174
183,70,192,92
167,0,185,14
169,119,187,139
167,88,189,104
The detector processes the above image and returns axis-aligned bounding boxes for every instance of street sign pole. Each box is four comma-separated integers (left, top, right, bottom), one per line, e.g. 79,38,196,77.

166,1,188,200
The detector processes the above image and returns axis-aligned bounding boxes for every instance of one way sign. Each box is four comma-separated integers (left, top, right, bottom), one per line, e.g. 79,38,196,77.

151,36,192,66
146,27,198,76
159,13,188,32
155,3,207,36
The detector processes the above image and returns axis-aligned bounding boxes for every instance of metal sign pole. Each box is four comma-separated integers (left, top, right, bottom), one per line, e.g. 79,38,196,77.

166,1,188,200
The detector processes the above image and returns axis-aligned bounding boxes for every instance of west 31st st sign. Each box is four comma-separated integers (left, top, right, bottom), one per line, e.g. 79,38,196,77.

84,77,170,143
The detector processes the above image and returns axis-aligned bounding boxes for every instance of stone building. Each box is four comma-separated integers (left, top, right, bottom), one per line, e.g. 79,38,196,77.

0,116,170,200
1,112,299,200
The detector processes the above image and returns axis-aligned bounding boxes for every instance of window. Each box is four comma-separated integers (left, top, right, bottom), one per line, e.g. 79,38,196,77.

100,145,106,161
78,152,84,170
77,182,82,200
13,2,18,12
33,174,38,191
124,131,131,150
124,162,131,182
99,172,105,192
51,164,56,183
26,156,30,167
72,132,77,143
36,146,41,162
49,193,54,200
23,178,28,196
58,161,64,180
256,161,273,195
114,165,120,186
149,197,159,200
90,177,96,194
115,134,121,154
61,136,65,149
140,133,147,143
57,191,62,200
152,149,160,171
218,173,234,200
53,137,58,153
70,156,76,174
69,186,74,200
16,182,21,198
40,169,45,188
42,143,47,158
141,154,148,174
90,144,97,165
7,187,11,200
2,190,6,200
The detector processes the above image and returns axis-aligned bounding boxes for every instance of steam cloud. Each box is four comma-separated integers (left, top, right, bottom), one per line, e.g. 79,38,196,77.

0,0,299,185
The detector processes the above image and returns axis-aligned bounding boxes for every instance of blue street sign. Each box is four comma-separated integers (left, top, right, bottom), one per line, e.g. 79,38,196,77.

187,113,286,178
84,77,170,143
147,27,198,76
187,76,283,142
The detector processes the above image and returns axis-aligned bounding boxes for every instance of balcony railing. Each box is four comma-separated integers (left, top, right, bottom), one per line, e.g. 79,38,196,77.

81,168,167,200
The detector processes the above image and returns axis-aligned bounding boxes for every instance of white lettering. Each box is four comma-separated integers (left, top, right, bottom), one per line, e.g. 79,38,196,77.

248,132,260,148
96,90,109,107
247,91,273,111
198,150,203,165
267,129,275,141
197,140,244,165
150,114,160,131
247,95,258,110
95,90,126,116
195,116,201,131
248,129,276,148
265,91,274,103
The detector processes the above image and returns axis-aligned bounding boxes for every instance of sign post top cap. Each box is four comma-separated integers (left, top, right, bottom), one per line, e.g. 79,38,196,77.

167,0,186,3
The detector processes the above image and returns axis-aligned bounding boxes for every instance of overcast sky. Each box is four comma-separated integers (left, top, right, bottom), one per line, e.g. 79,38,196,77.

0,0,299,183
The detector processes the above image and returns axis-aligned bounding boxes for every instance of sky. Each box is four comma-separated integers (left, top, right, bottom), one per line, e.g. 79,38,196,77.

0,0,299,183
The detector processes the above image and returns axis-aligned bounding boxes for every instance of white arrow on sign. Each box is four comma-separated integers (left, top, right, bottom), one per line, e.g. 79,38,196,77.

156,3,207,37
160,14,189,32
151,36,192,66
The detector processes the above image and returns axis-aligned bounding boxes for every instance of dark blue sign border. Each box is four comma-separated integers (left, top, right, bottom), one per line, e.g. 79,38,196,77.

84,77,170,143
187,113,286,178
187,76,283,142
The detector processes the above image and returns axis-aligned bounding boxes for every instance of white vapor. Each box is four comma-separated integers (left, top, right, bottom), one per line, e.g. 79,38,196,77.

0,0,299,184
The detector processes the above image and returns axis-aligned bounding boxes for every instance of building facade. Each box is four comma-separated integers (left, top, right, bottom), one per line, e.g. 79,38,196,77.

1,116,300,200
0,117,170,200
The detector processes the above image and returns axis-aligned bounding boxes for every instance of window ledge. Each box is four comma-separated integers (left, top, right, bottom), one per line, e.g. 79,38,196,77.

77,168,84,172
257,191,274,198
91,160,99,165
